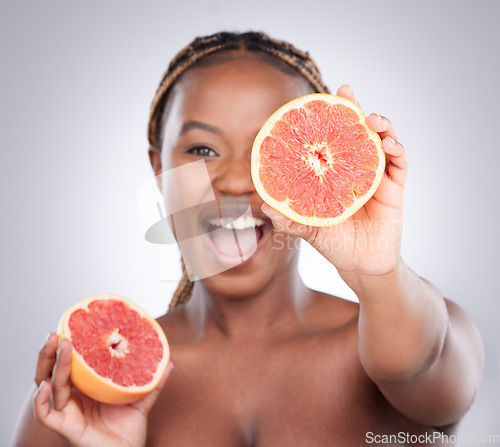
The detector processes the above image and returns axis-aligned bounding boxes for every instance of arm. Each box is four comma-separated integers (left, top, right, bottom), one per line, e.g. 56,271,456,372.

341,261,484,427
261,84,484,427
11,333,172,447
11,385,69,447
11,334,72,447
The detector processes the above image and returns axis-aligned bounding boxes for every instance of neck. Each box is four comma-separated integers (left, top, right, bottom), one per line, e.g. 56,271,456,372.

185,265,312,341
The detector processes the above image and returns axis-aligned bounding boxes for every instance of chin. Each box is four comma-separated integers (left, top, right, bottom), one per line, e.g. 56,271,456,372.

196,240,300,300
174,199,301,298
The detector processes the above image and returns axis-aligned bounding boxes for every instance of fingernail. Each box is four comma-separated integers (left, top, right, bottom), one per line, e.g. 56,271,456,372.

385,136,396,144
45,333,52,344
261,211,278,228
261,205,275,220
262,210,275,221
38,380,46,393
165,362,174,376
370,113,383,120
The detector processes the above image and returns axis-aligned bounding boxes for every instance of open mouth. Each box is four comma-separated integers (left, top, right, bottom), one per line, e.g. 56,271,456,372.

201,211,272,265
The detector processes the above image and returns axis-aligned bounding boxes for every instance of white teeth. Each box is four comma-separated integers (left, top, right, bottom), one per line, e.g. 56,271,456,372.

207,216,265,230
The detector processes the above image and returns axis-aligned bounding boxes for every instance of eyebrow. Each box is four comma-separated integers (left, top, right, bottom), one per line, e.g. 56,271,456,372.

180,121,222,136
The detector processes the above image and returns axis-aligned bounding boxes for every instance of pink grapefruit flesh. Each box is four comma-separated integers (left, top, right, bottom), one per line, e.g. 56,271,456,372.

251,94,385,226
57,294,170,404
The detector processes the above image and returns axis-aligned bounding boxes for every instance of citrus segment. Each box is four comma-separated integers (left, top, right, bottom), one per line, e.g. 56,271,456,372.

57,294,170,404
251,94,385,226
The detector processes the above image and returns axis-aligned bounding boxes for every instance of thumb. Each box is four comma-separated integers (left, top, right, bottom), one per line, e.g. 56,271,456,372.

261,203,319,242
133,361,174,414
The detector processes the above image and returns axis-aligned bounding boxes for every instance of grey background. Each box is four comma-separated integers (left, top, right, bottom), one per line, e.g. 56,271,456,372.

1,0,499,444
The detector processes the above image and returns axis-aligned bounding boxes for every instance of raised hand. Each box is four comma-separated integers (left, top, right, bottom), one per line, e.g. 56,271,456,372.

262,84,408,277
33,333,173,447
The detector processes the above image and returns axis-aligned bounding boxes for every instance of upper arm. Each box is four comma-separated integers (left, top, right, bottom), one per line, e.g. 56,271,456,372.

10,385,67,447
374,299,484,427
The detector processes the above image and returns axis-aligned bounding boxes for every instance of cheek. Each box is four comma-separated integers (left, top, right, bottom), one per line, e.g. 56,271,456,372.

159,153,216,218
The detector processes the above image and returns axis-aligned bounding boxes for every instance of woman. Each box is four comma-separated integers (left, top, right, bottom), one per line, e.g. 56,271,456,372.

12,31,484,447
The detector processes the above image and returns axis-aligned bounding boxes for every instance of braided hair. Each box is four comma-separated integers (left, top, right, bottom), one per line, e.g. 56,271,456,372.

147,31,330,312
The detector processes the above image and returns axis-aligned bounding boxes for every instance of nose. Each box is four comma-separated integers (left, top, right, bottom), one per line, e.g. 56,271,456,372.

213,153,256,198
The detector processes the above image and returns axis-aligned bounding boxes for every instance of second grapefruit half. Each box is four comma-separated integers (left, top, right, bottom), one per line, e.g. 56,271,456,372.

251,94,385,226
57,294,170,404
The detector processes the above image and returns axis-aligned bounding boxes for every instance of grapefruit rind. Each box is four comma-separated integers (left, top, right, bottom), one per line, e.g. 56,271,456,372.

57,293,170,405
251,93,385,227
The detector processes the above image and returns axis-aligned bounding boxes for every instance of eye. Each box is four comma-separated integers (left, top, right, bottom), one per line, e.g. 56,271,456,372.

186,146,219,157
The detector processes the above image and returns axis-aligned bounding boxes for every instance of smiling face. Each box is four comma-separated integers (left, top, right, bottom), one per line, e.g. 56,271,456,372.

149,51,314,298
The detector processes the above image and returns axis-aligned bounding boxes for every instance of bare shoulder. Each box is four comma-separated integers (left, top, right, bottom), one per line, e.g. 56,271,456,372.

303,288,359,332
156,306,196,343
444,298,477,327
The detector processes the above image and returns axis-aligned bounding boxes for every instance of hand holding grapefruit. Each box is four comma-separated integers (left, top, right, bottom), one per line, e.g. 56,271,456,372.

57,294,170,404
254,85,407,276
33,294,173,447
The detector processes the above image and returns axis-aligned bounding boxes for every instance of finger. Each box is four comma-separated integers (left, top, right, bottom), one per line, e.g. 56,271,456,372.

382,136,407,187
134,361,175,415
336,84,359,107
367,113,398,141
261,203,319,243
33,380,65,433
52,338,73,411
35,333,58,386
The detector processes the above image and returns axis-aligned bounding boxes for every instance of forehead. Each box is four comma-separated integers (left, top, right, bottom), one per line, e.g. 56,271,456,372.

160,53,314,142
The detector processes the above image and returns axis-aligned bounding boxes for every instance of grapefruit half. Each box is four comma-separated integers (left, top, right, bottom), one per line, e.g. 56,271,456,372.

57,294,170,404
251,94,385,226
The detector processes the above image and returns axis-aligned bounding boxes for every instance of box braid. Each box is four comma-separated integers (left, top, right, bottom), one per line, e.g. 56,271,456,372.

147,31,330,312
